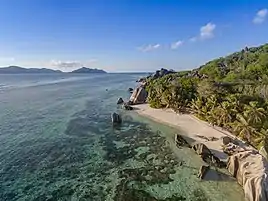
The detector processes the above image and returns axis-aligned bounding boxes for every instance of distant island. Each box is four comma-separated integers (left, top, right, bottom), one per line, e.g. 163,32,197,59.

0,66,107,74
70,67,106,74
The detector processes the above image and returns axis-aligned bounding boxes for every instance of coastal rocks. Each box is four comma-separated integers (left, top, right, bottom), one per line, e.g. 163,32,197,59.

111,113,122,124
129,86,148,105
192,143,225,168
192,143,212,156
175,134,190,148
136,77,146,83
227,150,268,201
222,136,233,145
128,88,133,93
151,68,175,79
122,103,133,110
198,165,210,180
117,98,124,104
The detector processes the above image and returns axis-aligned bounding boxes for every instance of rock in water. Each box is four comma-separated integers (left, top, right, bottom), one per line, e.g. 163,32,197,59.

129,86,147,105
122,103,133,110
128,88,133,92
198,165,210,179
117,98,124,104
111,113,122,124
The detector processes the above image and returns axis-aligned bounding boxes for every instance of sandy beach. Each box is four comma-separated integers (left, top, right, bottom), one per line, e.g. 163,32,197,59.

134,104,249,161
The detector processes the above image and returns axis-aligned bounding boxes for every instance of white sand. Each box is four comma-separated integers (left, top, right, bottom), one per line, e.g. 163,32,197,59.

134,104,249,161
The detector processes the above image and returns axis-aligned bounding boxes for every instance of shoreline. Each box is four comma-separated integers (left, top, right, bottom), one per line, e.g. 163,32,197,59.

133,103,252,161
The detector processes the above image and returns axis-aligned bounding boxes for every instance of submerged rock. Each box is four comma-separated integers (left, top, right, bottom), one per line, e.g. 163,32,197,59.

117,98,124,104
111,113,122,124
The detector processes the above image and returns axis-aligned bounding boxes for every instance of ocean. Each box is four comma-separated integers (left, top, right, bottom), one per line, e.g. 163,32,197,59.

0,74,244,201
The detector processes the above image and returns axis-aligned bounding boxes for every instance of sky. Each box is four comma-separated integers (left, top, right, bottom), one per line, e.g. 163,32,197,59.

0,0,267,72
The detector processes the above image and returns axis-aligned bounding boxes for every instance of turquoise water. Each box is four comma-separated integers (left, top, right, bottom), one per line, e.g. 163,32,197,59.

0,74,244,201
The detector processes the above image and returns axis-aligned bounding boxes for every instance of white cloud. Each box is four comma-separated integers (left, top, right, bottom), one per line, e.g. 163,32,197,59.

200,22,216,40
138,44,161,52
50,59,97,68
189,37,197,42
189,22,216,42
171,40,183,49
253,8,268,24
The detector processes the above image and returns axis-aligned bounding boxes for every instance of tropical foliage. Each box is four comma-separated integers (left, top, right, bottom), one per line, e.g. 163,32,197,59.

146,43,268,150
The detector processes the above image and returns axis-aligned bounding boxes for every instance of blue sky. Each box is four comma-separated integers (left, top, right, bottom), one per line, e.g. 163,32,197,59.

0,0,267,72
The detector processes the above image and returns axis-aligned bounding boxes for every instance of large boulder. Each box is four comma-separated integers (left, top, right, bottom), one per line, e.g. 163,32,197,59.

111,113,122,124
227,150,268,201
129,86,148,105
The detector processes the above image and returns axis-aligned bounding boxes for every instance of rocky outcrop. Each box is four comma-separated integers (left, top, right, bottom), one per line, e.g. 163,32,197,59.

117,98,124,104
129,86,147,105
227,149,268,201
111,113,122,124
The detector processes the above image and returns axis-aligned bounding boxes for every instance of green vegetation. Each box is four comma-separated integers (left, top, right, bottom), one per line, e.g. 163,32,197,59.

146,43,268,150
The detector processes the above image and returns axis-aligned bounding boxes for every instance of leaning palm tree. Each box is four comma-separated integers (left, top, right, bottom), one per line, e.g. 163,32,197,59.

243,101,266,125
233,114,256,143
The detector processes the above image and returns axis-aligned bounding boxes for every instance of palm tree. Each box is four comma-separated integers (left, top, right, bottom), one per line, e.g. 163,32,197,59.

255,128,268,149
190,97,205,117
226,95,243,113
243,101,266,125
214,101,233,128
233,114,256,143
206,95,218,111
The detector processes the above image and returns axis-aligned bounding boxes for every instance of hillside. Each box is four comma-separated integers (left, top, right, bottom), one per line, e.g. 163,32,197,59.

145,43,268,150
198,43,268,82
0,66,62,74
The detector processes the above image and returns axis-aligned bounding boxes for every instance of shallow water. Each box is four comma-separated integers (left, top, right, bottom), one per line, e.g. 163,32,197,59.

0,74,244,201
